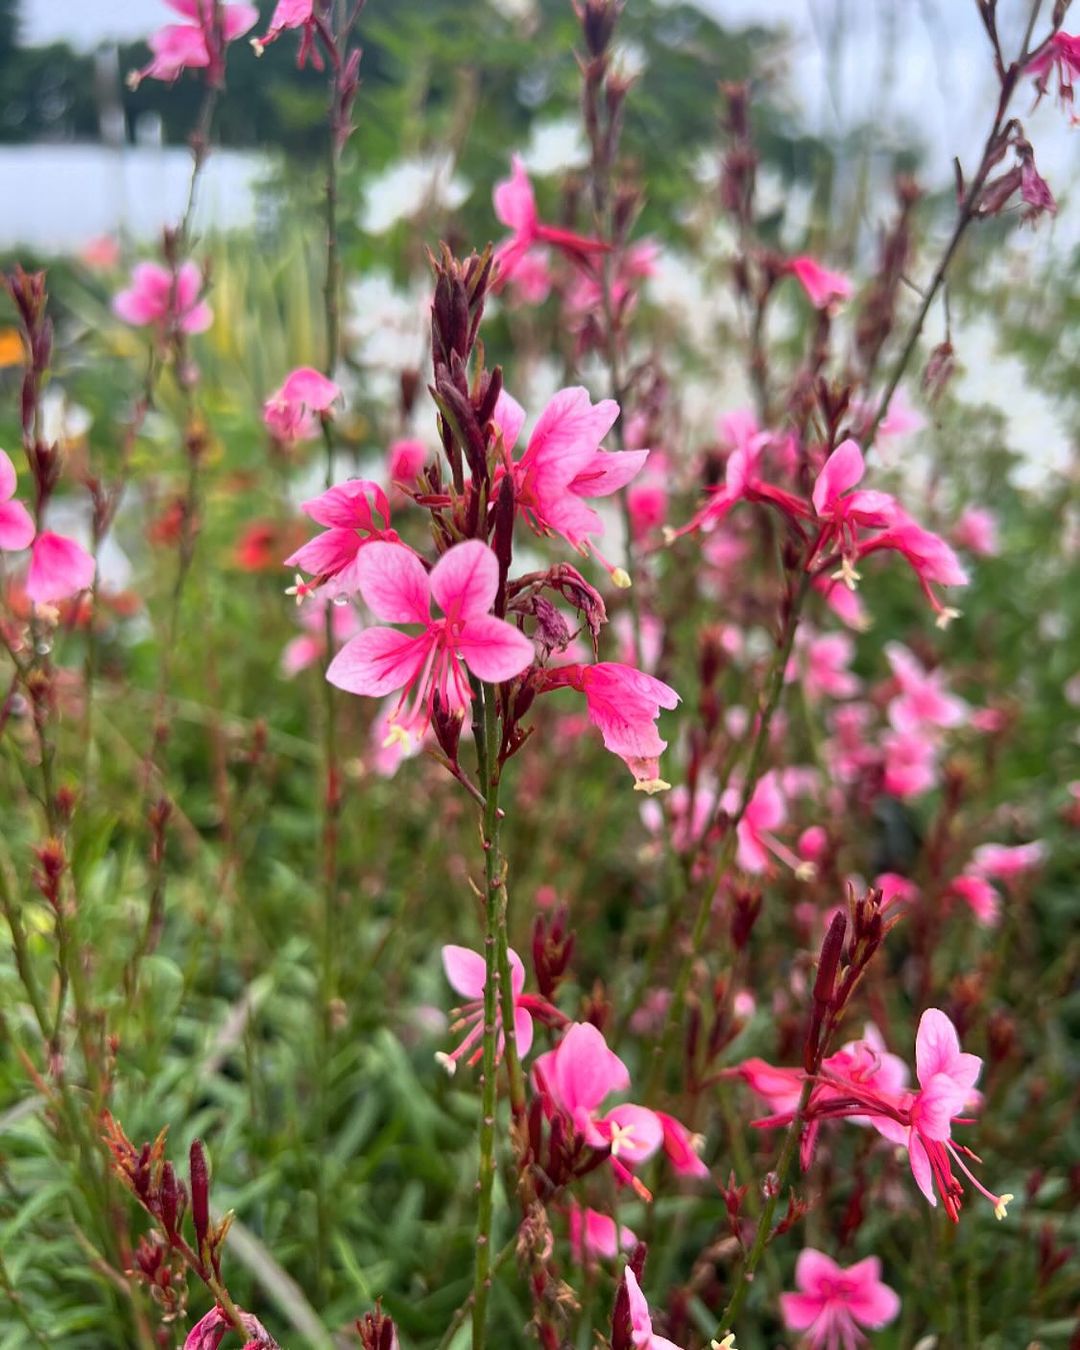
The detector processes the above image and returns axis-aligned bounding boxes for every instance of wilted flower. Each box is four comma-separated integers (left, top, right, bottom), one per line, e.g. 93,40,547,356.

539,661,679,791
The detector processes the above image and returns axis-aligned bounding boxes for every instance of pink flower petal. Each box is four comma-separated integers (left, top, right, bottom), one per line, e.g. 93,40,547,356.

492,390,526,452
843,1256,901,1327
513,1006,534,1058
429,540,500,621
0,498,35,552
278,366,341,412
493,154,537,234
603,1102,663,1164
441,944,486,999
0,448,17,501
222,2,259,39
908,1131,937,1205
456,615,534,683
325,627,429,697
301,480,389,530
26,532,95,602
779,1290,824,1332
812,438,865,515
568,447,650,498
355,542,431,624
524,387,619,478
794,1247,842,1297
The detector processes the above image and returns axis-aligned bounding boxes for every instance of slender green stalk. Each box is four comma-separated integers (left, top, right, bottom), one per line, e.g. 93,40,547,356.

312,14,347,1298
471,685,503,1348
439,1233,517,1350
469,681,526,1348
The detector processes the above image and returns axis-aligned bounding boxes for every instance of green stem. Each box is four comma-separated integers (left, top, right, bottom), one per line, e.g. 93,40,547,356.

439,1233,517,1350
471,686,503,1349
469,682,524,1348
312,17,346,1298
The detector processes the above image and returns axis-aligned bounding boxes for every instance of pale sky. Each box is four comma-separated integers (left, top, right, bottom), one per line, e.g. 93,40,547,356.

15,1,1077,196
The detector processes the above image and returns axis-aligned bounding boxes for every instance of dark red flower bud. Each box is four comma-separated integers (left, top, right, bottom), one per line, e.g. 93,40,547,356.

189,1139,210,1256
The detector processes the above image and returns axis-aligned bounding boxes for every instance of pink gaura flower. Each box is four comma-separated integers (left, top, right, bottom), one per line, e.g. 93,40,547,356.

568,1205,637,1262
130,1,258,85
263,367,341,444
971,840,1045,879
1027,30,1080,112
113,261,213,335
858,507,968,620
533,1022,663,1180
655,1111,709,1179
724,771,809,876
671,414,804,539
780,1249,900,1350
492,156,609,301
539,661,679,793
26,532,96,604
880,1010,989,1216
623,1267,685,1350
815,575,869,631
946,873,1001,927
183,1304,275,1350
787,256,854,309
803,1009,1007,1222
735,1025,908,1168
494,386,648,579
810,440,897,585
283,479,397,599
253,0,322,67
874,872,919,911
326,540,534,741
885,642,968,735
787,630,861,701
0,450,35,553
881,724,938,799
438,943,535,1072
387,439,428,493
951,506,1000,557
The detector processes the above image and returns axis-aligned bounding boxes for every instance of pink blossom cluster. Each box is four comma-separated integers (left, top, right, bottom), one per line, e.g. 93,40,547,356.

674,416,967,623
279,359,679,788
732,1009,1012,1223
